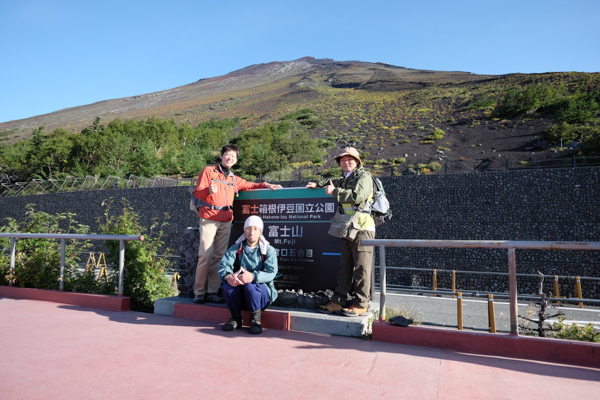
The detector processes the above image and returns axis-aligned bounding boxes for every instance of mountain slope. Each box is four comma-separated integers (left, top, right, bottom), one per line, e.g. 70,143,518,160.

0,57,490,139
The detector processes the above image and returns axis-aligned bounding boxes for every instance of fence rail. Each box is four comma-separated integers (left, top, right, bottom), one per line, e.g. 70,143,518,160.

0,175,194,197
2,156,600,197
0,232,144,295
362,239,600,336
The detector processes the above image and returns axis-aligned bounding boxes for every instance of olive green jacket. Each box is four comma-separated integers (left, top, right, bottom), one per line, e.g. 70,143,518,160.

317,166,375,230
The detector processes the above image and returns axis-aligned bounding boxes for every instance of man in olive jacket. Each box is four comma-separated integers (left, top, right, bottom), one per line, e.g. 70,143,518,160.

306,147,375,317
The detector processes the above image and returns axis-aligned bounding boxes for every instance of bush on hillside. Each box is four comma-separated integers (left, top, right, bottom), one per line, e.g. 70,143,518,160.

494,83,562,118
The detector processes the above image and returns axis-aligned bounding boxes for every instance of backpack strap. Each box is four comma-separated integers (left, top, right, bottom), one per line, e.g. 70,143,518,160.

234,243,266,273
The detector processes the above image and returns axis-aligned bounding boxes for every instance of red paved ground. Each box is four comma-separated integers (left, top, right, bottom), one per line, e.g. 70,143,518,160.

1,298,599,400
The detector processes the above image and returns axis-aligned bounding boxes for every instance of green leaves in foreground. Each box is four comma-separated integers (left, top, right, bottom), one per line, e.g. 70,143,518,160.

0,201,177,312
98,198,177,312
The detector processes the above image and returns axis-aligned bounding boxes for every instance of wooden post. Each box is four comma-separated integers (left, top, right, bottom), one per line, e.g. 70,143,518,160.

575,276,583,309
432,269,437,297
452,270,456,299
554,275,561,306
488,294,496,333
457,291,463,330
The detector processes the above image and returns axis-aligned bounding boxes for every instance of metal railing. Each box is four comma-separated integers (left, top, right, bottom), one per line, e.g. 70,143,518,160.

0,233,144,296
361,239,600,336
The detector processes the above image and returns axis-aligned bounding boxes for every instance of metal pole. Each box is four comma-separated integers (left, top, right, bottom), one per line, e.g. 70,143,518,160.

9,237,16,286
508,247,519,336
59,238,65,291
506,159,510,170
573,155,576,168
118,240,125,296
370,249,375,301
432,269,437,296
444,163,448,174
457,291,463,330
379,245,386,321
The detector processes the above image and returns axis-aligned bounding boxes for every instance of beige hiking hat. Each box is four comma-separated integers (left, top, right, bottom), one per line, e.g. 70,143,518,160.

334,147,362,166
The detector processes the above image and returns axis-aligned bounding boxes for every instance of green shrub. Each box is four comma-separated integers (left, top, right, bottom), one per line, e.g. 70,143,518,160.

543,122,587,145
322,166,342,177
465,98,496,111
552,89,600,124
552,316,599,342
98,198,177,312
428,162,442,171
424,128,445,141
375,159,388,165
0,204,92,290
390,157,406,165
494,83,561,118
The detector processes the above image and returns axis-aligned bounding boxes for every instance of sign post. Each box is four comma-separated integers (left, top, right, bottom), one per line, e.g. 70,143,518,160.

230,187,340,293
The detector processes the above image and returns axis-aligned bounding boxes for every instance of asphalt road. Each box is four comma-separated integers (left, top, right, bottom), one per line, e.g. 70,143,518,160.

372,290,600,333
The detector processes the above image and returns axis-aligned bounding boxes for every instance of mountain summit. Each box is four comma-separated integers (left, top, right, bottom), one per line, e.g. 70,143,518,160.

0,57,488,137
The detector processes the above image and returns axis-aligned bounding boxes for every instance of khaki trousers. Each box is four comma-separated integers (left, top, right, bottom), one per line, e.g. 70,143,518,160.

332,230,375,308
193,219,232,296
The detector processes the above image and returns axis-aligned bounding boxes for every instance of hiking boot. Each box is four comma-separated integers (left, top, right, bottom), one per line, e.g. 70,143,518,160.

205,292,225,304
192,294,205,304
318,301,342,314
341,304,368,317
222,310,243,331
249,310,262,334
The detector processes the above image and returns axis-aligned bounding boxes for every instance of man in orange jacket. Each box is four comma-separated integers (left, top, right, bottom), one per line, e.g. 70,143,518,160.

192,144,282,304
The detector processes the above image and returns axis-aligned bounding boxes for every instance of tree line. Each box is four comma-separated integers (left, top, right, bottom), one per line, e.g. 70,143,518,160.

0,110,329,182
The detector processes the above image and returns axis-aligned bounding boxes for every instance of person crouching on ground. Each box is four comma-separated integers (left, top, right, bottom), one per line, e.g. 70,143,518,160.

218,216,278,334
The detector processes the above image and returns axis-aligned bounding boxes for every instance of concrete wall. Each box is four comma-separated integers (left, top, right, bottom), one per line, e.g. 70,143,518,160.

1,167,599,298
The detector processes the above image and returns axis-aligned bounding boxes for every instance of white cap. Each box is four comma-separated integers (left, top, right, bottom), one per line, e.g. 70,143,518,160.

244,215,264,232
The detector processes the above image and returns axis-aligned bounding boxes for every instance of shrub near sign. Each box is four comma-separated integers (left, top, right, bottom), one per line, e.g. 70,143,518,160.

230,187,340,293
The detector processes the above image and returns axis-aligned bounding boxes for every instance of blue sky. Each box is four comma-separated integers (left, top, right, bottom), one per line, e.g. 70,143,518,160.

1,0,599,123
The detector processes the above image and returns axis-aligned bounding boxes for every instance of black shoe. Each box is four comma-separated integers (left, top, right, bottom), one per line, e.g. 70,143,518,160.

192,294,205,304
205,293,225,304
249,310,262,334
222,310,243,331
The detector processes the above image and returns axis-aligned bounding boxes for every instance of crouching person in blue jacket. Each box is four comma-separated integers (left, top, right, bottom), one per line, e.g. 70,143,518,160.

218,215,278,334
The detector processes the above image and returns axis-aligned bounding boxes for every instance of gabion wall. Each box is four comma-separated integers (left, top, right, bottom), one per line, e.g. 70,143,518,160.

1,167,598,299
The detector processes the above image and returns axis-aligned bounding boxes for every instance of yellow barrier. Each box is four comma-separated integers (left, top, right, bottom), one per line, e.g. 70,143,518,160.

432,269,437,297
451,270,456,299
575,276,583,308
553,275,561,306
85,253,97,273
96,253,108,283
488,294,496,333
